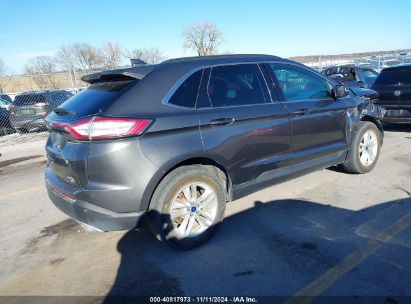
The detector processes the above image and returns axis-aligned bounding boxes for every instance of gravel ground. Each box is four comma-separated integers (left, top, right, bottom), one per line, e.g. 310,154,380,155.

0,131,48,147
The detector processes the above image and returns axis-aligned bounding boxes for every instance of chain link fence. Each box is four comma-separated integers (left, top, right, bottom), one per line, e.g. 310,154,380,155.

298,53,411,72
0,70,91,147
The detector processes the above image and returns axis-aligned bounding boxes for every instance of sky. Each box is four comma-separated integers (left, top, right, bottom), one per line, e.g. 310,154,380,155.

1,0,410,74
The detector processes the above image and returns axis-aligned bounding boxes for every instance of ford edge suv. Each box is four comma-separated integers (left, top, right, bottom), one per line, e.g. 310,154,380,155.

45,55,385,248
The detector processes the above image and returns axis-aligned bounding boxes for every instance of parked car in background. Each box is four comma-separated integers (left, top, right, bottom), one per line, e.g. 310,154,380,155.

0,94,12,103
0,97,12,110
323,65,379,89
9,90,73,133
0,99,14,135
371,64,411,123
45,55,385,249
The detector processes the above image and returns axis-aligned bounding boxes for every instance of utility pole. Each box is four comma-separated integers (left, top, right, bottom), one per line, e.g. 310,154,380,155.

318,55,322,72
378,54,381,71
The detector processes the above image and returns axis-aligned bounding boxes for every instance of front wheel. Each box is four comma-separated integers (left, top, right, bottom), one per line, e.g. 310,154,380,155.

342,121,381,174
148,165,226,249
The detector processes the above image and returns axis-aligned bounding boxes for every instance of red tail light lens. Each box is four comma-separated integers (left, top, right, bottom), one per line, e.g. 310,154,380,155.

52,117,152,140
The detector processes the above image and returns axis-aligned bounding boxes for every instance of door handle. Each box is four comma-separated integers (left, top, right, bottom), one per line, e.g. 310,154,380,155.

209,117,235,126
293,108,311,116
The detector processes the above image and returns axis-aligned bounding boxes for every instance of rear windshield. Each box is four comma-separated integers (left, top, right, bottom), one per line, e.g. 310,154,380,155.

374,68,411,85
14,94,47,106
56,80,135,117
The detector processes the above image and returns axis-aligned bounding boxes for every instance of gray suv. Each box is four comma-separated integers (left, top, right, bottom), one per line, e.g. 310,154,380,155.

45,55,385,248
10,90,73,133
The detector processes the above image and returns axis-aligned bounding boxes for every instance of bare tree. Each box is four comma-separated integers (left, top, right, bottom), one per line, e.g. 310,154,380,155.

24,56,59,90
57,44,78,71
71,42,104,71
0,59,5,77
57,42,103,72
126,47,167,64
101,41,124,69
0,58,8,93
183,21,223,56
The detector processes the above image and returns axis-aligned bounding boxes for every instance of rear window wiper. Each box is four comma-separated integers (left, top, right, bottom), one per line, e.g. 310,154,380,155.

53,108,76,116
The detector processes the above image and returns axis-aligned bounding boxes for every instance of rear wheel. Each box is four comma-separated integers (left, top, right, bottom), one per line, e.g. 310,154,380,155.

148,165,226,249
342,121,381,174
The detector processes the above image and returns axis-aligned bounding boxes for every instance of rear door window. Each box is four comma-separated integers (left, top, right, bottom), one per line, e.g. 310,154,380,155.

207,64,268,107
168,70,203,108
373,68,411,85
56,80,136,117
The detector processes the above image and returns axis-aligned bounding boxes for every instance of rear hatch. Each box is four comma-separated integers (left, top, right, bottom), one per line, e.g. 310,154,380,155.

372,67,411,106
45,79,138,187
12,94,49,118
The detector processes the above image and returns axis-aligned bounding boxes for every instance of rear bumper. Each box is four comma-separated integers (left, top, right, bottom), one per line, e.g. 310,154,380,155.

10,116,46,131
45,169,146,231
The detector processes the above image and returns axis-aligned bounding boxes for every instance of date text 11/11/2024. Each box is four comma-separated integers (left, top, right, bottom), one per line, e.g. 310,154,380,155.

149,296,258,303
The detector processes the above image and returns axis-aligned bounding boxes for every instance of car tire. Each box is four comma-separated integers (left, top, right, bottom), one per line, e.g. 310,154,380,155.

148,165,226,249
342,121,381,174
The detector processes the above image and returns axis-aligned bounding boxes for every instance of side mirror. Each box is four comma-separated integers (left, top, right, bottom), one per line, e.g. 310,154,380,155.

334,84,349,99
357,81,366,88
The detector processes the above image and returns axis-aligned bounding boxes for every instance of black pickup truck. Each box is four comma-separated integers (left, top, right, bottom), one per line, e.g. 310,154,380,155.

323,65,379,89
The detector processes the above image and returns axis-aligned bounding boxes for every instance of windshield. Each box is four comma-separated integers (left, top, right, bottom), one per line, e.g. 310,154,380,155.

373,68,411,85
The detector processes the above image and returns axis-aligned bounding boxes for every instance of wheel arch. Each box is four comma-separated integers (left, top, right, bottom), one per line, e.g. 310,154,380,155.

360,115,384,143
142,156,232,211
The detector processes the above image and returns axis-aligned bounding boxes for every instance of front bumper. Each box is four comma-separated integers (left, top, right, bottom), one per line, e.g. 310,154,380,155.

45,170,146,231
379,105,411,123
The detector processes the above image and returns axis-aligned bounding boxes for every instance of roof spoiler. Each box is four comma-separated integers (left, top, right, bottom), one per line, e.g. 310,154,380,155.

81,64,157,84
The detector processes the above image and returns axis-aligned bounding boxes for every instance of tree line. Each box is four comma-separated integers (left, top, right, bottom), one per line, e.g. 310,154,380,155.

0,21,224,91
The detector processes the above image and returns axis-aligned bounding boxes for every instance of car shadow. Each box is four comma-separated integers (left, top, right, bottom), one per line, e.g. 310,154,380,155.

105,197,411,302
383,123,411,133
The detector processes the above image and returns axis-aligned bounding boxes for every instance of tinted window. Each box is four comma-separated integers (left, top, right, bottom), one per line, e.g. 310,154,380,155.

168,70,202,108
0,94,12,103
271,64,331,101
373,68,411,85
0,99,10,106
207,64,267,107
362,69,379,85
57,80,135,117
14,94,47,106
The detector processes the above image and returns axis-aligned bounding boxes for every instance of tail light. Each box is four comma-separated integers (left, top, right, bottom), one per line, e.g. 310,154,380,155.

52,117,152,140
